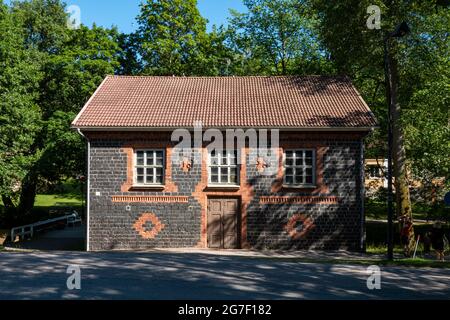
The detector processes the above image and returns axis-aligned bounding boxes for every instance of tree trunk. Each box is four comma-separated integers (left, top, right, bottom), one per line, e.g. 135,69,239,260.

18,173,38,217
1,195,15,211
388,53,415,256
389,57,413,219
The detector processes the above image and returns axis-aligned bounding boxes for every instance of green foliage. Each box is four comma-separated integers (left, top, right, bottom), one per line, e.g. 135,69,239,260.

0,2,42,202
401,8,450,183
0,0,121,219
116,32,142,75
227,0,334,75
1,0,448,225
34,194,81,207
136,0,212,75
311,0,449,195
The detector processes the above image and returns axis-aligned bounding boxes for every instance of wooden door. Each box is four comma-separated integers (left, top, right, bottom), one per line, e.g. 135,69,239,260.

207,198,239,249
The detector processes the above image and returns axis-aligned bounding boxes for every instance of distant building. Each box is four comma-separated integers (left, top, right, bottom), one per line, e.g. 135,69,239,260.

365,159,388,192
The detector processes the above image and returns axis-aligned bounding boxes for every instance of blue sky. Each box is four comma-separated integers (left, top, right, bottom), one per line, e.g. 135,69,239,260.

65,0,247,34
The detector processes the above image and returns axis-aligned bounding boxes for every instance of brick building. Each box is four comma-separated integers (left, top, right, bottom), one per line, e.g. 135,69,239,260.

72,76,377,252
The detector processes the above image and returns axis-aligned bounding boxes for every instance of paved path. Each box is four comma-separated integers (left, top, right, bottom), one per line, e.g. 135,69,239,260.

0,251,449,300
5,225,85,251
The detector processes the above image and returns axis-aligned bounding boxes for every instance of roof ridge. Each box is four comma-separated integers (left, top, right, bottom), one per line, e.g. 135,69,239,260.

107,75,351,79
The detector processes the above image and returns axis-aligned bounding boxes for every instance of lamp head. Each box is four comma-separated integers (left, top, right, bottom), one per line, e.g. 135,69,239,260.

391,21,410,38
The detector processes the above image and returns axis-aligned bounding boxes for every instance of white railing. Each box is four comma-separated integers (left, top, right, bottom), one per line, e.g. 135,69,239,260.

10,212,81,243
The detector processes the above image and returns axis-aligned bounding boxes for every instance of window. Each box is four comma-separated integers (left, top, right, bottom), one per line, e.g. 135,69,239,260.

134,150,165,185
367,166,383,178
284,149,315,186
208,149,239,185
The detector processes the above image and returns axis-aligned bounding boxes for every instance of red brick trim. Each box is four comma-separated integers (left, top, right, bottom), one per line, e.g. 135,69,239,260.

192,147,254,249
133,213,165,239
120,144,178,193
271,145,330,194
285,214,316,240
260,196,339,204
112,196,189,203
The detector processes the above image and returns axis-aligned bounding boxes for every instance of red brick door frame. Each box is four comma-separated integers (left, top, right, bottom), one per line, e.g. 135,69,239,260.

207,197,241,249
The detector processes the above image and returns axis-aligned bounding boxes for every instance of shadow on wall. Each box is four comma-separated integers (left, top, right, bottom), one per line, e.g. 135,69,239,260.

245,142,364,252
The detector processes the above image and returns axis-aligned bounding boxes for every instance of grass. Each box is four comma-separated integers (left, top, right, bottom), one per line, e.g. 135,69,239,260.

321,258,450,269
34,194,82,207
0,193,83,228
365,198,449,221
248,254,450,268
366,244,405,255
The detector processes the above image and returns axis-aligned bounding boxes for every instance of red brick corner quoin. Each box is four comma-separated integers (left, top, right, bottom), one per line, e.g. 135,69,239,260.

133,213,165,240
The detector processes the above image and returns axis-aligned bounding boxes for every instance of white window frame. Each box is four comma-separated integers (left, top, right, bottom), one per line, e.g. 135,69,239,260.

283,149,316,187
208,149,240,186
134,149,165,186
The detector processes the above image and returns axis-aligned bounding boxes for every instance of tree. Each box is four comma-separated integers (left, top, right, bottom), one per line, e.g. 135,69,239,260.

227,0,333,75
116,32,142,75
1,0,121,221
136,0,212,76
311,0,449,253
0,1,42,223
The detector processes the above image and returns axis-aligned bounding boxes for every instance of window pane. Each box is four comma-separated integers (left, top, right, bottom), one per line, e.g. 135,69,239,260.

146,153,154,166
211,167,218,176
230,168,237,183
286,168,293,176
155,153,163,166
137,151,144,165
305,156,313,166
210,153,219,165
295,172,304,184
306,168,313,177
285,175,294,184
305,151,313,159
229,152,237,164
146,168,154,184
295,157,303,166
155,168,163,184
136,168,144,183
211,175,219,183
305,175,313,184
285,151,293,159
221,167,228,183
286,158,294,166
222,154,228,165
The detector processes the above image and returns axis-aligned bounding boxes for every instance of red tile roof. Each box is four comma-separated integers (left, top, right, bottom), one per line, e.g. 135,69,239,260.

72,76,377,130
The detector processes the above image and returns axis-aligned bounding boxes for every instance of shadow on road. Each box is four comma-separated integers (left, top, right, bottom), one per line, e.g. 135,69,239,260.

0,250,449,300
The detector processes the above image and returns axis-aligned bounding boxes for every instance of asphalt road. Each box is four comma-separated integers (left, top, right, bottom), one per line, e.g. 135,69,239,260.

0,251,449,300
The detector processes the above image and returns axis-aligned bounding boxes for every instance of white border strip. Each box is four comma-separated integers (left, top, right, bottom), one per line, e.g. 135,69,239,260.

72,126,376,132
77,129,90,251
72,76,111,127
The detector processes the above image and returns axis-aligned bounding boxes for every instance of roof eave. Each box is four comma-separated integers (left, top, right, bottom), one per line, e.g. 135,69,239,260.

71,125,377,132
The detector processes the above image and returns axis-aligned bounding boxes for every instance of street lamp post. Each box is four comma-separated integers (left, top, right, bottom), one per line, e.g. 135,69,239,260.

384,21,410,261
